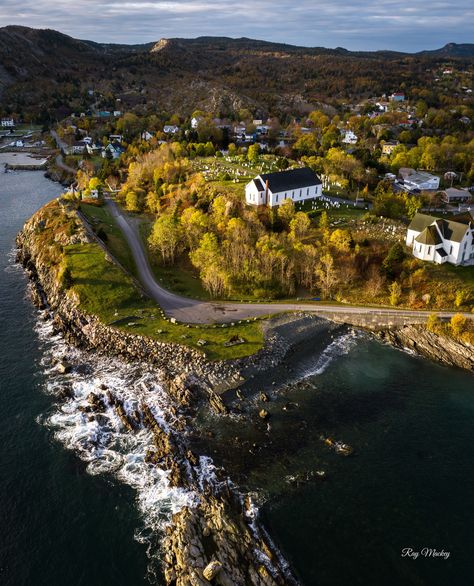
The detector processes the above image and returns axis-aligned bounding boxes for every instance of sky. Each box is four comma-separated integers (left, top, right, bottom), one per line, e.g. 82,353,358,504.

0,0,473,52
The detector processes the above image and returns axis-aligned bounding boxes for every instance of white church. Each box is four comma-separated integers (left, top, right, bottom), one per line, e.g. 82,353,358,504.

245,167,322,208
406,212,474,266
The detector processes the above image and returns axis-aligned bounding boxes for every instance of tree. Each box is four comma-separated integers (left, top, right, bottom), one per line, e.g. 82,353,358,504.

330,228,352,251
316,253,338,298
389,281,402,306
180,208,209,250
277,199,295,227
148,213,183,264
289,212,311,240
403,194,422,219
426,313,441,333
125,191,141,213
190,232,228,297
247,143,260,164
454,290,469,309
382,243,405,278
319,211,329,229
293,133,318,156
450,314,468,338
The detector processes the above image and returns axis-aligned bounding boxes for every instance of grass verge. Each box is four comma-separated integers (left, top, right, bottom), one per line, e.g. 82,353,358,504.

64,241,265,361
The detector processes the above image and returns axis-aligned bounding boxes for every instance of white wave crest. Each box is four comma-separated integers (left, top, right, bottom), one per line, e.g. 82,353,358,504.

34,313,200,563
300,329,362,378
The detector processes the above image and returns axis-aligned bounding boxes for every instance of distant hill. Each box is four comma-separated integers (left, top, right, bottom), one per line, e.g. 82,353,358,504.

418,43,474,58
0,26,473,118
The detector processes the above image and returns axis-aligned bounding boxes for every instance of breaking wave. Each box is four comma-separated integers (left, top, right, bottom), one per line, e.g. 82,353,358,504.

34,313,206,577
300,329,363,378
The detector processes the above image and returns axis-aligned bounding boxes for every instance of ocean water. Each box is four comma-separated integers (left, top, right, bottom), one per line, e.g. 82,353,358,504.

193,330,474,586
0,171,150,585
1,169,474,586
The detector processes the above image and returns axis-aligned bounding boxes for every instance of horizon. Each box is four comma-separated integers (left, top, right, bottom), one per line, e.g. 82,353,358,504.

1,23,473,55
0,0,473,52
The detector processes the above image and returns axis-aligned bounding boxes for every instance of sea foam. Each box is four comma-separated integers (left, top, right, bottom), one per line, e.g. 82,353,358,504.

34,313,201,571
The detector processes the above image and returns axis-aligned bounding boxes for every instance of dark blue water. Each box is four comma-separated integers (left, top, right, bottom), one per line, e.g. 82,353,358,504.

195,331,474,586
0,170,148,586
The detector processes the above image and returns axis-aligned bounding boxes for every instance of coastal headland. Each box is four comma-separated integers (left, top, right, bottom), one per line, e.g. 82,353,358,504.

16,197,473,585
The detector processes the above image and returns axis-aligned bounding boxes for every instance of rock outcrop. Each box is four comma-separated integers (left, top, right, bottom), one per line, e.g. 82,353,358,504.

17,202,298,585
378,325,474,372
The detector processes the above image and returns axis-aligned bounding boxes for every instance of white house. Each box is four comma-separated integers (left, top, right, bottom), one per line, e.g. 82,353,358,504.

245,167,322,208
141,131,154,141
101,143,123,159
1,118,15,127
109,134,123,143
406,212,474,266
342,130,358,144
399,168,440,191
64,141,87,155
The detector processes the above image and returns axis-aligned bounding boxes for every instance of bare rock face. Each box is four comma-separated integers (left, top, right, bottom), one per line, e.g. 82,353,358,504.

378,325,474,372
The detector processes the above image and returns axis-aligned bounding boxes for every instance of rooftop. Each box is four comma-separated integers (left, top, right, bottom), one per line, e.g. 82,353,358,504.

258,167,321,194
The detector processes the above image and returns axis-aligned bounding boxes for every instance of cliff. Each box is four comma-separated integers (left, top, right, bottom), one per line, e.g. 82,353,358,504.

378,325,474,372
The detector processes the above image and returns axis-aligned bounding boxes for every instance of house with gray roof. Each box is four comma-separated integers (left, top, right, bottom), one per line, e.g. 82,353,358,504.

406,212,474,265
245,167,322,207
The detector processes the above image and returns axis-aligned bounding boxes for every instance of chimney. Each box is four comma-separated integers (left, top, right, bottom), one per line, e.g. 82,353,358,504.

265,179,269,205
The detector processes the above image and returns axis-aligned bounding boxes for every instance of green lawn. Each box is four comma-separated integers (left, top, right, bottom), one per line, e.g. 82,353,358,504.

64,241,265,361
80,202,138,278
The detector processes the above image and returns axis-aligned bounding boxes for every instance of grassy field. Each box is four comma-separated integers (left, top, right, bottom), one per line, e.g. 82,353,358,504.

64,241,265,361
80,202,138,278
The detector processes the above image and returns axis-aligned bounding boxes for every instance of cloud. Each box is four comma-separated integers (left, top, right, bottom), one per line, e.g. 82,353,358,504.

0,0,472,51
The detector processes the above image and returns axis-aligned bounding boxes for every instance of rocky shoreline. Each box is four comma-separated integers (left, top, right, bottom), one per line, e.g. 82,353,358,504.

17,204,299,584
16,203,473,586
377,325,474,372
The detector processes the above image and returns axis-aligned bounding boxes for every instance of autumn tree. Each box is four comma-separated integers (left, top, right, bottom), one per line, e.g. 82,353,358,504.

277,199,295,228
450,314,468,338
316,252,339,298
330,228,352,252
289,212,311,240
148,213,183,264
247,143,260,164
389,281,402,306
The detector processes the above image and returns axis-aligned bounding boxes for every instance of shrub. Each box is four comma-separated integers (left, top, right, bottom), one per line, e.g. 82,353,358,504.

389,281,402,306
450,314,468,338
426,313,441,333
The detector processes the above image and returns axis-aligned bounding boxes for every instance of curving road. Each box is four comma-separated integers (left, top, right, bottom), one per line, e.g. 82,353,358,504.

105,200,468,325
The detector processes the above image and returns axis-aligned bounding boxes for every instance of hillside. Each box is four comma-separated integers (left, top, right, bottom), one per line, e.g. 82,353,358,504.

0,26,473,119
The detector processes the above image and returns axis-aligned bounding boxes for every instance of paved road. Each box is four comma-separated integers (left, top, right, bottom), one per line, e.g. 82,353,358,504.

105,200,468,325
50,130,76,175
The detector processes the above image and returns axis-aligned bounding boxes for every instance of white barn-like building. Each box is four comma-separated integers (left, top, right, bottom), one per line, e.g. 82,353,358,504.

406,212,474,266
399,168,440,191
245,167,322,207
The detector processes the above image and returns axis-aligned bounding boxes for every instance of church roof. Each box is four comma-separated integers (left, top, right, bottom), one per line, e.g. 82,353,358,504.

259,167,321,194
